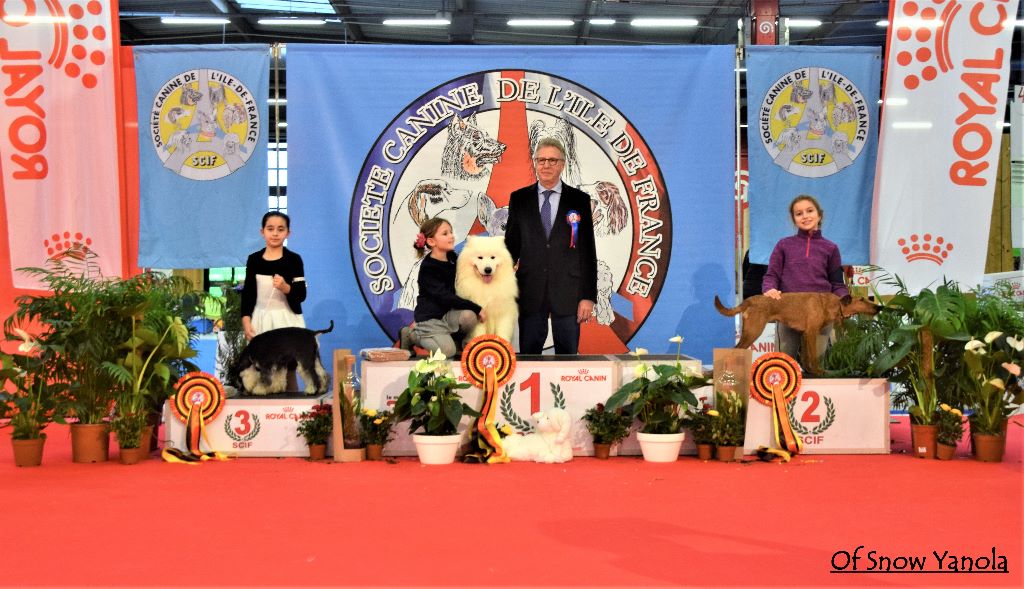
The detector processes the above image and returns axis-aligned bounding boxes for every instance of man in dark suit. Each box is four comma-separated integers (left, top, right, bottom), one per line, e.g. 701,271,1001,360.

505,137,597,354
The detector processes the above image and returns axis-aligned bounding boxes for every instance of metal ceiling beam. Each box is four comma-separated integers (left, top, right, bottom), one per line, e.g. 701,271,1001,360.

574,1,598,46
207,0,256,42
329,1,366,43
795,0,877,45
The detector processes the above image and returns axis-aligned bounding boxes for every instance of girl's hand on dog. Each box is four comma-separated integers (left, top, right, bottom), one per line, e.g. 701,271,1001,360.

242,317,256,341
272,274,291,294
764,289,782,300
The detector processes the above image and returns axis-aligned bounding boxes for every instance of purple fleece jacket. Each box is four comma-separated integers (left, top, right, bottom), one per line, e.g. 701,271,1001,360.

762,229,849,298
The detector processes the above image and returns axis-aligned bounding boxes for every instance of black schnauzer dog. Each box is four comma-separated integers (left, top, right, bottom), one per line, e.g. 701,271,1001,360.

231,321,333,395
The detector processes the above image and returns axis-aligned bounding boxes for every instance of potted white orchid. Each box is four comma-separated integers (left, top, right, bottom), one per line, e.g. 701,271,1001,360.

963,332,1024,462
392,350,478,464
605,336,708,462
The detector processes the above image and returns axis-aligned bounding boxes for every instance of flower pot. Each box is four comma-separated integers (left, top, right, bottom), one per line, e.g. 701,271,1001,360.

12,435,46,467
308,443,327,460
696,443,713,461
412,433,462,465
935,443,956,461
365,444,384,461
636,432,685,462
593,443,612,460
972,434,1004,463
70,423,110,463
909,424,937,459
119,446,149,465
716,445,738,462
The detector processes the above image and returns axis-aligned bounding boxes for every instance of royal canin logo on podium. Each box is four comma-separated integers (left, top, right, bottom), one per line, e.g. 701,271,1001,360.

897,233,955,264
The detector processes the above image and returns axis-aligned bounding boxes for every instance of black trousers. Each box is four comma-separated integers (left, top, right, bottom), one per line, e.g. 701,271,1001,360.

518,297,580,354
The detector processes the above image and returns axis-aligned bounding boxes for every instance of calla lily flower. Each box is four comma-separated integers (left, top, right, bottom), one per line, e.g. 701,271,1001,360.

669,335,683,343
13,328,40,353
1002,362,1021,377
965,340,985,352
634,347,648,356
988,378,1005,390
984,331,1003,344
633,362,651,379
414,359,434,374
1007,336,1024,352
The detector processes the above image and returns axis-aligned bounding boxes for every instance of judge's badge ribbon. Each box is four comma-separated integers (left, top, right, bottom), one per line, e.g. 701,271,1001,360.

566,210,580,248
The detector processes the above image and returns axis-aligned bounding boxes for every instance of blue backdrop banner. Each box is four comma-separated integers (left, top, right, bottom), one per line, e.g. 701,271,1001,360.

288,45,736,362
746,46,881,265
133,45,269,267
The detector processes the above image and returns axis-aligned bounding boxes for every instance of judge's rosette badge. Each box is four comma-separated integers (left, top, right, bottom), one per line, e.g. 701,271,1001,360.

163,372,231,463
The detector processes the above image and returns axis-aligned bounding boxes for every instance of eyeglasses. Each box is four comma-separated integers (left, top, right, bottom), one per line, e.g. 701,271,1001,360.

533,157,564,167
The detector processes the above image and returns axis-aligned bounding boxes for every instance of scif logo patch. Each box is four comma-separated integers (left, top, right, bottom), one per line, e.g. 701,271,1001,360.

148,69,261,180
758,67,871,178
350,71,671,351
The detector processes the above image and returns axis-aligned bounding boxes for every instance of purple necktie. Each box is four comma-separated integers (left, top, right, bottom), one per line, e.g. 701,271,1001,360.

541,190,553,238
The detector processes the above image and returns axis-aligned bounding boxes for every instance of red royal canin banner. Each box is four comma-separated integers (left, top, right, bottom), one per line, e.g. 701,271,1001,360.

872,0,1018,292
0,1,124,288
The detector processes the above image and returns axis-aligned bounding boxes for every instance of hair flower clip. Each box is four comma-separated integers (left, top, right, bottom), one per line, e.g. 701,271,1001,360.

414,233,427,249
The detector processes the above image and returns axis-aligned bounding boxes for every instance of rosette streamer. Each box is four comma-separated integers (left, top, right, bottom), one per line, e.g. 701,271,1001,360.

750,353,803,456
162,372,232,464
565,210,580,249
461,335,516,464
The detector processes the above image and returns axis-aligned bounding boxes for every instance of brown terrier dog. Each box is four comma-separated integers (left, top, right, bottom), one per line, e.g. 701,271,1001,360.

714,293,879,374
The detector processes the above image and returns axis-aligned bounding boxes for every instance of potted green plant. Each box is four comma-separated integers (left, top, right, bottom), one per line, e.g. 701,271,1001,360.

214,283,246,393
869,278,971,459
605,336,709,462
682,397,716,460
935,403,964,461
581,403,632,459
0,331,63,467
392,349,478,464
963,332,1023,463
104,304,193,464
296,403,333,460
710,390,746,462
358,407,395,461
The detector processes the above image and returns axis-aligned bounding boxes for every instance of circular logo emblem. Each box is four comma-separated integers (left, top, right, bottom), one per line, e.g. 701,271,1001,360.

149,68,260,180
350,71,672,352
758,67,870,178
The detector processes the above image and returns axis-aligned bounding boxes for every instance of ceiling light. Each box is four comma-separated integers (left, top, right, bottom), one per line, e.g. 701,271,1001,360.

268,98,287,105
630,18,698,28
882,18,943,28
277,122,288,128
879,97,908,106
161,16,231,25
785,18,822,28
508,19,574,27
876,20,889,27
382,18,451,26
258,18,325,25
1003,19,1024,27
2,14,71,24
588,18,615,25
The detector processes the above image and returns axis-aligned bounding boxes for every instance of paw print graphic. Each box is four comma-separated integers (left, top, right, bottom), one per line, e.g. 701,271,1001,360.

893,0,962,91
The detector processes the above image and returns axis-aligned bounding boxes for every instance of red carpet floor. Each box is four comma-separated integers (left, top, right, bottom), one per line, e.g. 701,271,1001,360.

2,417,1021,588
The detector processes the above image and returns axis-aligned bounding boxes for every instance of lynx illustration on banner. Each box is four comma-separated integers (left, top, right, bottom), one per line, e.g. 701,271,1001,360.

350,71,672,352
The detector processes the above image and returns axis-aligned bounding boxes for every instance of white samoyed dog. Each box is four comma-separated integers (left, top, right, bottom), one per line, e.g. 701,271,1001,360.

455,235,518,342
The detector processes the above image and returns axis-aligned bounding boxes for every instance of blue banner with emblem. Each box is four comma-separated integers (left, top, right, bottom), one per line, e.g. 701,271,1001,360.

133,45,269,267
288,45,736,361
746,46,881,265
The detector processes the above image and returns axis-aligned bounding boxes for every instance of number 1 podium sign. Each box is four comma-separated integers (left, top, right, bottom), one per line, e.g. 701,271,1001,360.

361,356,617,456
742,379,890,454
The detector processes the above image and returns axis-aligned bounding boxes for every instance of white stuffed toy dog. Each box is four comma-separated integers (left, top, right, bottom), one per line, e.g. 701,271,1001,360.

502,408,574,463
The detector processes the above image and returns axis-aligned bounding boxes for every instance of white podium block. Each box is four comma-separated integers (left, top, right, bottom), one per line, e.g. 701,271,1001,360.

743,379,890,455
163,394,330,457
360,355,617,456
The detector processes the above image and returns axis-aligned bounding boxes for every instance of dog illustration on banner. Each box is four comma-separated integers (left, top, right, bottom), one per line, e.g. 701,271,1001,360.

440,113,506,180
455,236,518,342
231,322,334,395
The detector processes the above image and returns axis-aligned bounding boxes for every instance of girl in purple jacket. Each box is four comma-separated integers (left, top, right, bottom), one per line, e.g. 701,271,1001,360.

762,194,848,365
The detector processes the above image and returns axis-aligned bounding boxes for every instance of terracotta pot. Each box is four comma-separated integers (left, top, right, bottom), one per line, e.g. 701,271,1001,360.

935,443,956,461
696,443,714,461
716,445,738,462
12,435,46,467
593,443,612,460
308,444,327,460
119,446,149,465
972,434,1004,463
910,424,937,459
968,418,1008,456
365,444,384,461
70,423,110,463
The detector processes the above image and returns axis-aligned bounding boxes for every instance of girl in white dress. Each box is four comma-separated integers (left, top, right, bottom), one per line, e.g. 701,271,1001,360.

241,211,307,340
